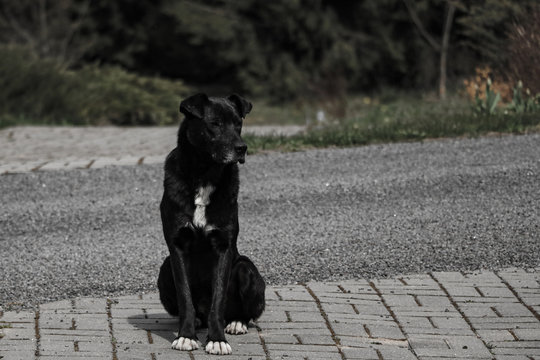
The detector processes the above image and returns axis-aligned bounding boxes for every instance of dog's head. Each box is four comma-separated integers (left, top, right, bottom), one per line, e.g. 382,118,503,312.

179,93,252,164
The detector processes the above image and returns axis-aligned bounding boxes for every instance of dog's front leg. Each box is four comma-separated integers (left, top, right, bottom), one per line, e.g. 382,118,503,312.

169,241,199,351
205,231,233,355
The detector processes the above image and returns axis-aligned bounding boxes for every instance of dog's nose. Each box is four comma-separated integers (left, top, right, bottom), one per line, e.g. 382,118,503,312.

235,144,247,155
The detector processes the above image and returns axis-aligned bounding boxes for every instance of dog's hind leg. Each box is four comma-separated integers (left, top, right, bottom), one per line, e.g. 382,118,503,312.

157,256,178,316
225,255,266,335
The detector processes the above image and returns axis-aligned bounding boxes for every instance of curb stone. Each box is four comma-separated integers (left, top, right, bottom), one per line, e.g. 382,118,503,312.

0,125,305,175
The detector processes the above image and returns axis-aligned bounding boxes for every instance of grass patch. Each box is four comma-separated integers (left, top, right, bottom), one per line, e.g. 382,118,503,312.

244,96,540,154
246,100,306,125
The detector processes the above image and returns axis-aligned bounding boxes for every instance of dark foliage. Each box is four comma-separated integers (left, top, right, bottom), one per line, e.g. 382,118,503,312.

0,0,536,102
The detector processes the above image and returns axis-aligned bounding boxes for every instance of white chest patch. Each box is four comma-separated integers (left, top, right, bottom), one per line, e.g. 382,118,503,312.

193,185,214,228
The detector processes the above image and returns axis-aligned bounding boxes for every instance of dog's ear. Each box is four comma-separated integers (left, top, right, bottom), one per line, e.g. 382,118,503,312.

179,93,209,119
228,94,252,118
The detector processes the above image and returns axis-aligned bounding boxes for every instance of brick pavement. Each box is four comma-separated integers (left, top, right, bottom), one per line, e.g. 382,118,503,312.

1,268,539,359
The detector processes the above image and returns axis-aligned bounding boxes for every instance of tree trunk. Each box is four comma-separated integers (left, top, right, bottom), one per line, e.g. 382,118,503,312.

439,2,456,100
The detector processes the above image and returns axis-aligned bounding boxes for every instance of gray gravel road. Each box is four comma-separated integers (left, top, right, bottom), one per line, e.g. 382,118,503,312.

1,134,539,308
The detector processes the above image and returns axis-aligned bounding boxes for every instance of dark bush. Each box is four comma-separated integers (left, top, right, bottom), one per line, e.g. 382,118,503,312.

0,46,190,127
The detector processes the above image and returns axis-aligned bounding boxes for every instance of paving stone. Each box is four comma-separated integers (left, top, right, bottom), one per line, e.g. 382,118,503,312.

491,341,540,348
408,336,449,349
396,274,440,286
257,309,290,323
469,316,539,325
366,323,406,340
0,338,36,351
39,159,93,171
288,311,324,322
75,298,107,311
491,347,540,356
139,155,165,165
110,308,145,318
1,327,36,341
327,312,395,323
398,316,435,329
318,292,381,301
429,316,469,329
193,355,266,360
114,329,152,344
0,161,47,174
413,347,492,358
0,350,39,360
0,311,36,322
272,288,313,302
2,270,540,359
266,343,342,359
338,282,376,295
494,356,534,360
260,333,300,344
257,321,327,330
261,327,330,336
340,346,380,359
454,296,520,304
338,335,408,348
381,294,421,308
306,282,345,293
431,271,467,282
265,299,320,310
376,345,418,360
415,295,453,308
296,334,335,345
40,356,111,359
390,310,460,317
477,286,517,298
442,286,483,297
90,156,140,169
373,288,444,296
405,327,475,336
476,329,516,342
332,322,370,337
513,328,540,341
320,302,359,314
40,300,72,310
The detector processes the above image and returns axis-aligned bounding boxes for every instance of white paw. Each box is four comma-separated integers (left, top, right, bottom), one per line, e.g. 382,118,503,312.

171,337,199,351
205,341,232,355
225,321,248,335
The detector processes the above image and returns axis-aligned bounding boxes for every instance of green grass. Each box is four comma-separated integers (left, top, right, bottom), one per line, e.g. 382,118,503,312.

246,100,306,125
244,95,540,154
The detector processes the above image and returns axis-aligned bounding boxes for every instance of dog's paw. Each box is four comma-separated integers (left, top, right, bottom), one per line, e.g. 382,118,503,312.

225,321,248,335
171,337,199,351
205,341,232,355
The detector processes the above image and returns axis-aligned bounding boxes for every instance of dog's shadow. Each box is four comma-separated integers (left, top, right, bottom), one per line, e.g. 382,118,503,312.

127,313,209,346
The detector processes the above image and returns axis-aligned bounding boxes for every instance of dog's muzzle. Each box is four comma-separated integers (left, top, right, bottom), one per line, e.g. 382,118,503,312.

235,144,247,164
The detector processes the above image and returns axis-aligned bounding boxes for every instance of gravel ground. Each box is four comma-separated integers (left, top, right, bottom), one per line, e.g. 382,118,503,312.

1,133,539,309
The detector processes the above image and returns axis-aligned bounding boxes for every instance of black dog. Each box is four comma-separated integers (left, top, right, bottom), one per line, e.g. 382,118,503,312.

157,93,265,355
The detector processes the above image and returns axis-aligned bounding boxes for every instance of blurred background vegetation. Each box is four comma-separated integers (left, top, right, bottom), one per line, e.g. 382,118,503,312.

0,0,539,146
